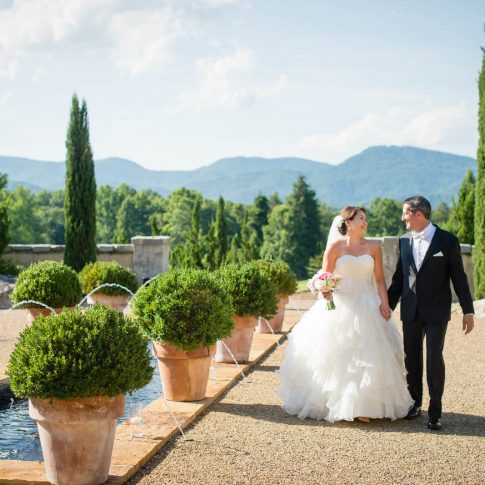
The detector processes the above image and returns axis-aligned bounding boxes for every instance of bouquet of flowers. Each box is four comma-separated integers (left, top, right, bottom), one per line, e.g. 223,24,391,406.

307,270,343,310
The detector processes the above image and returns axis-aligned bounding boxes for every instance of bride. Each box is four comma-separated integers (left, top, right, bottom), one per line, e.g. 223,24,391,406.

278,206,413,422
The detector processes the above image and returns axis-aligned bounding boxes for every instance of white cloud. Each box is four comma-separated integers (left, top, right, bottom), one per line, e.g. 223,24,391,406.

0,91,13,107
107,6,193,76
202,0,245,8
0,1,193,78
300,103,476,163
170,48,286,111
0,0,114,79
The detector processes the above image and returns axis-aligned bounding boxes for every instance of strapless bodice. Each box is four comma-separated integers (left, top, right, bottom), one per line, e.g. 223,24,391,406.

334,254,375,294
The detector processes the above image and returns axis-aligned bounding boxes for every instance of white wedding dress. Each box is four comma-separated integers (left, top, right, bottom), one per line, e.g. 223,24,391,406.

278,254,413,422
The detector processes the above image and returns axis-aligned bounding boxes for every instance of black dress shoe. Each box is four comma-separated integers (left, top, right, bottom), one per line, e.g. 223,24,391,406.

405,405,422,420
427,418,442,430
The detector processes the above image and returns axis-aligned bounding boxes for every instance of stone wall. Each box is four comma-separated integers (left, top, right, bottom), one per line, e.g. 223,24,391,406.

3,236,171,285
2,235,475,300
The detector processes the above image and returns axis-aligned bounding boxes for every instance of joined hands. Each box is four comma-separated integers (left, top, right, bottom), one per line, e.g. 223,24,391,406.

380,304,392,321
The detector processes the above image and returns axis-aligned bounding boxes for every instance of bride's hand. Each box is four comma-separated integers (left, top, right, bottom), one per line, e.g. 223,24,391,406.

380,304,391,321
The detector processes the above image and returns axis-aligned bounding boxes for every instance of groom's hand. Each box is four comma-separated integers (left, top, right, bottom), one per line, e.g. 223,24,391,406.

463,314,474,335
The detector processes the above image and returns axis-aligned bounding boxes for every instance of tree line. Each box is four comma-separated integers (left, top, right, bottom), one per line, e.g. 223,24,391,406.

0,170,476,279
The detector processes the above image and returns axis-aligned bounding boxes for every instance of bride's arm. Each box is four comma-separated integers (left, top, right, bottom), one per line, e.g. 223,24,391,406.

372,243,391,320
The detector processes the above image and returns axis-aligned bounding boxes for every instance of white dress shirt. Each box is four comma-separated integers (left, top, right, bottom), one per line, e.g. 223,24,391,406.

412,222,436,270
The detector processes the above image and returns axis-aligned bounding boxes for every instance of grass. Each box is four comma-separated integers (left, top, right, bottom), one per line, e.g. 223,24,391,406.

296,279,309,292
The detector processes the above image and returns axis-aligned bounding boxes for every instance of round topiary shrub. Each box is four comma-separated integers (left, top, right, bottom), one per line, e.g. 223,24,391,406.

11,260,82,308
7,305,153,399
253,259,297,296
132,268,235,352
216,262,278,319
79,261,138,296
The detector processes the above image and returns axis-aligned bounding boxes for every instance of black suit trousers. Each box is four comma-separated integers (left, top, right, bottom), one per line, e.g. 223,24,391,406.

403,314,448,420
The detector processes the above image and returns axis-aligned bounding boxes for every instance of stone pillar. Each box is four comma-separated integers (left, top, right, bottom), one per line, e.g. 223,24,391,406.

131,236,170,284
381,237,400,285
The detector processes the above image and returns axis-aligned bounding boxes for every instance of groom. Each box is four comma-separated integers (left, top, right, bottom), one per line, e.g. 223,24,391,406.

388,195,474,430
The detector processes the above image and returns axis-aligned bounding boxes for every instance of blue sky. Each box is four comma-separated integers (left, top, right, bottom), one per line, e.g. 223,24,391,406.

0,0,483,170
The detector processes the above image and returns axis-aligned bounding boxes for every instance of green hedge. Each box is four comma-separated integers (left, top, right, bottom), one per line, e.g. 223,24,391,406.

7,305,153,399
132,268,235,351
216,263,278,319
11,261,82,308
79,261,138,296
253,259,297,296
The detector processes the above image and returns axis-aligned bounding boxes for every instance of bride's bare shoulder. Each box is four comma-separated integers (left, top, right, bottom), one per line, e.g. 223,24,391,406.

325,239,345,257
327,238,344,254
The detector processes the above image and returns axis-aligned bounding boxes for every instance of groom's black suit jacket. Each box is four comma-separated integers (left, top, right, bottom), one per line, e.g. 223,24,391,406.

388,225,474,323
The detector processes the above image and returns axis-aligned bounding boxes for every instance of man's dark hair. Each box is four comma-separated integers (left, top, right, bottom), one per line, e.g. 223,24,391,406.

403,195,432,219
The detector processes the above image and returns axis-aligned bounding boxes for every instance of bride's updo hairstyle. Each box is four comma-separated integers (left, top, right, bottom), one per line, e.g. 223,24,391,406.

338,206,366,235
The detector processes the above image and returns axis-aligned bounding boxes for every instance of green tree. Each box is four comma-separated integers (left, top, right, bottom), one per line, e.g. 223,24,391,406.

285,176,322,278
474,48,485,299
215,196,228,267
433,202,450,226
161,188,200,246
35,190,65,244
250,194,270,249
268,192,282,210
260,205,296,265
64,94,97,270
367,197,404,237
203,220,217,270
446,169,475,244
114,190,163,243
96,184,136,242
7,186,42,243
240,210,258,262
171,196,204,268
0,174,10,253
228,233,240,264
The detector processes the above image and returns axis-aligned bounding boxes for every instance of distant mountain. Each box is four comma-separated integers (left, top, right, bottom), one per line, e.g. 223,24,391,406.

0,146,476,207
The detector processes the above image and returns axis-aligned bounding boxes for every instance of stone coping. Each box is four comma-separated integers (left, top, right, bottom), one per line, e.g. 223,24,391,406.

0,309,303,485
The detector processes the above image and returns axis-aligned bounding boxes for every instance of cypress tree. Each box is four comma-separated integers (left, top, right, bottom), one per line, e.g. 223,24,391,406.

203,221,217,271
474,48,485,299
0,173,10,254
64,95,97,271
251,194,270,248
228,233,240,264
240,210,258,262
187,196,203,268
446,169,475,244
286,176,322,278
215,196,228,267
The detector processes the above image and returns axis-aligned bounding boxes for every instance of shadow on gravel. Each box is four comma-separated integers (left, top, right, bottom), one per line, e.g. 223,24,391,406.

215,402,485,437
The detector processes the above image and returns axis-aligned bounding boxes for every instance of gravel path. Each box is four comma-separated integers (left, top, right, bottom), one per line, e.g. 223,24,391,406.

130,301,485,484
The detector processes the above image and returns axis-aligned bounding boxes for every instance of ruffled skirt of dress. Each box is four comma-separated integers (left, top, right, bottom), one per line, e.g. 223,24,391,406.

277,291,413,422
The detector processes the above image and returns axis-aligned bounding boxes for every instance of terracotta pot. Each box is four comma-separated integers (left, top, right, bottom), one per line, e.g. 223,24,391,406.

152,341,215,402
27,307,75,323
256,294,289,334
29,395,125,485
215,315,258,364
87,293,130,311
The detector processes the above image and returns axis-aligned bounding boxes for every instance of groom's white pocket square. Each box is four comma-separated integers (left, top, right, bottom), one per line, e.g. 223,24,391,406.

433,251,444,257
